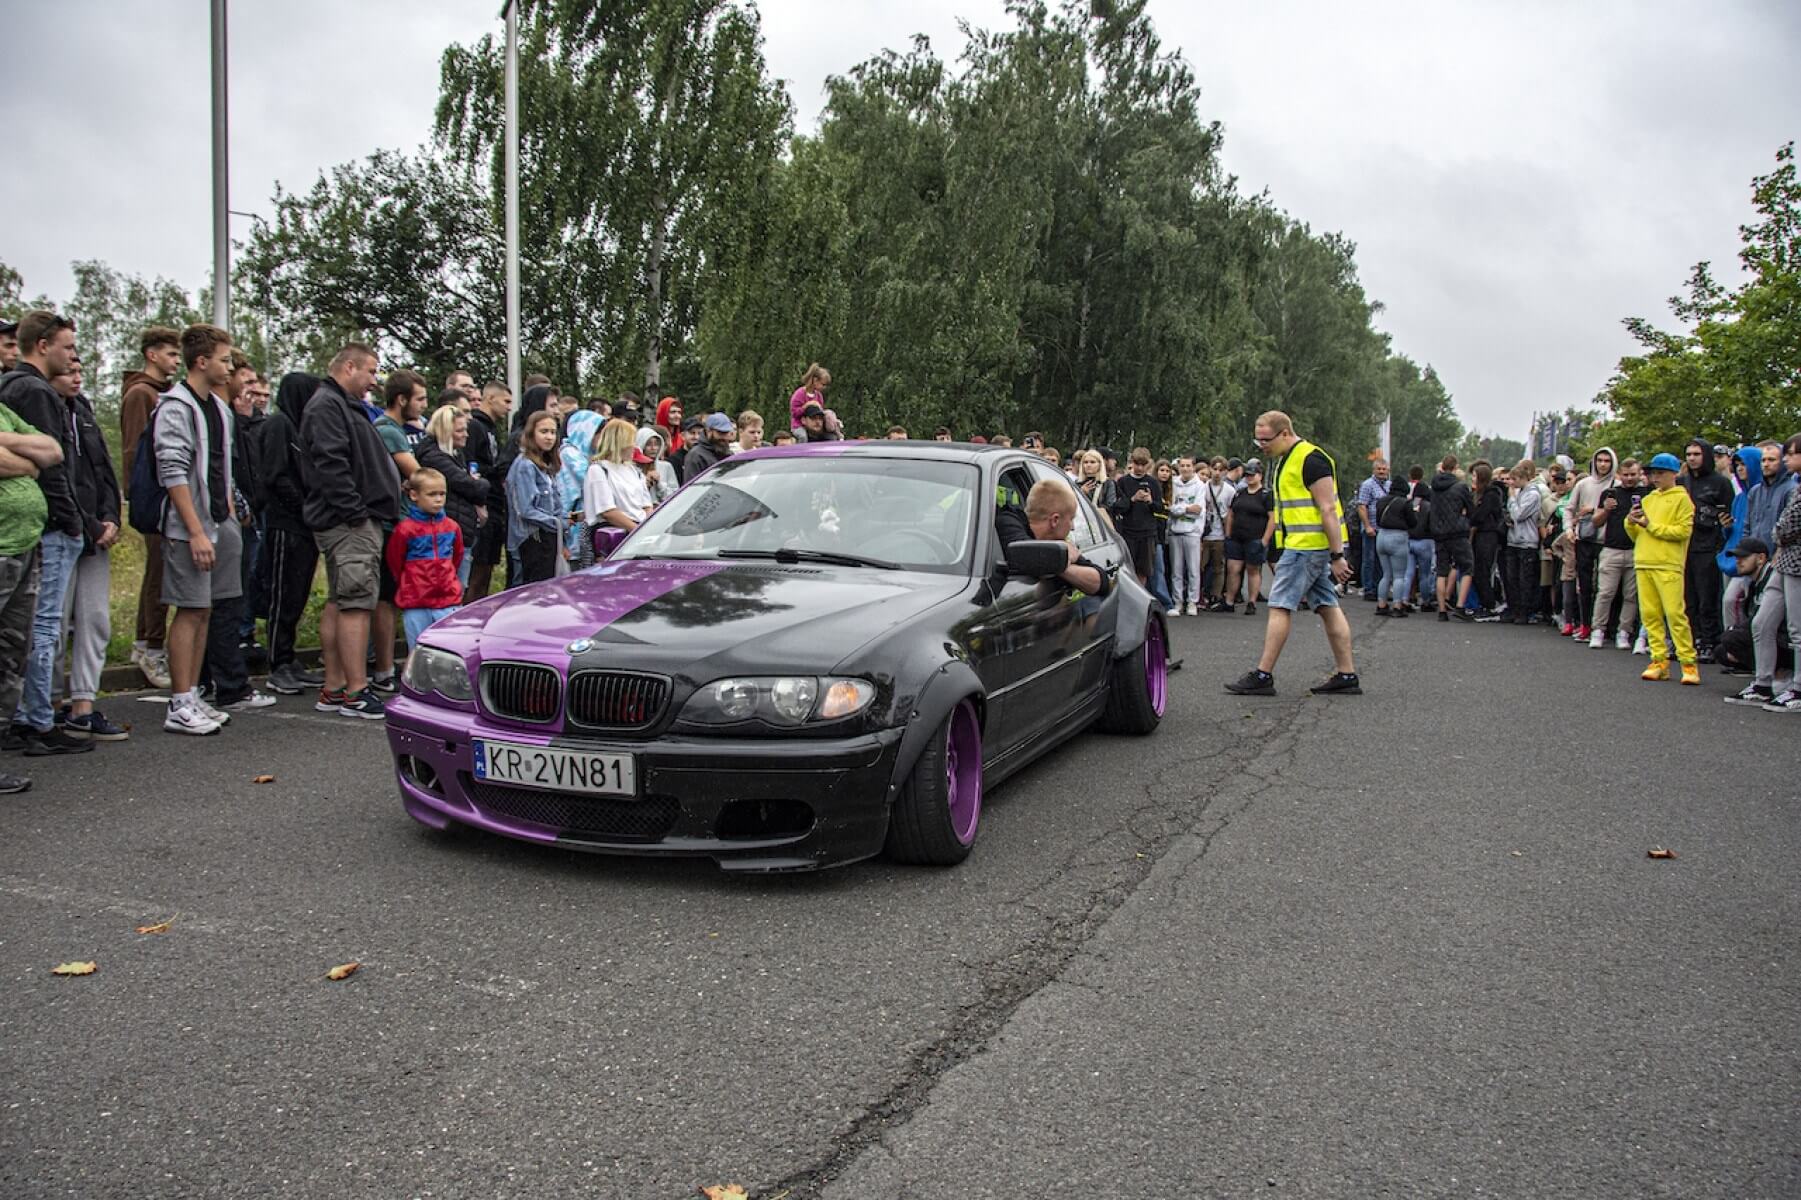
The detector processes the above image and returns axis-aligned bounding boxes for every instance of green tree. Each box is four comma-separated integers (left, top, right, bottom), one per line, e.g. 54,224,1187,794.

1597,142,1801,451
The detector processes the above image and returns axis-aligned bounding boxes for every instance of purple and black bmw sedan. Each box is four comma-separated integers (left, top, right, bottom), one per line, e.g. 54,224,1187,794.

387,441,1166,870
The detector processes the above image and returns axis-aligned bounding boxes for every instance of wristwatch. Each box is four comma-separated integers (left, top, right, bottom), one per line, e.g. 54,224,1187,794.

1329,551,1346,561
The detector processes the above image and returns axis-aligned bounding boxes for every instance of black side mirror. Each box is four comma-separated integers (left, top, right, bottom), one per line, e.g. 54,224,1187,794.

1004,539,1069,578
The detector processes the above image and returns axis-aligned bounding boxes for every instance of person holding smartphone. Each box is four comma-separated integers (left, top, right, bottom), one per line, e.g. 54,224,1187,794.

1627,453,1700,684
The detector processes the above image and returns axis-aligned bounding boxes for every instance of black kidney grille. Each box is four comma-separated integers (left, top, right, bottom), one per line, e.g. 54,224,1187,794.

462,775,679,841
481,662,562,723
566,671,669,730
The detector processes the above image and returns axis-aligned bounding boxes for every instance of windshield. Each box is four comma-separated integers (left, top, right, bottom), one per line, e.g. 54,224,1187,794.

614,455,979,574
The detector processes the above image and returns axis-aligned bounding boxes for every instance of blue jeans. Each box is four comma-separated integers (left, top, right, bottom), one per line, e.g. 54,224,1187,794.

1361,525,1382,597
1405,538,1435,604
1267,548,1339,611
1375,530,1411,604
1149,543,1174,609
403,606,459,649
16,530,81,731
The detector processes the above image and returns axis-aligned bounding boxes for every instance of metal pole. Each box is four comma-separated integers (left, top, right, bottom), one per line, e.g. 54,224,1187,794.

210,0,230,329
503,1,521,399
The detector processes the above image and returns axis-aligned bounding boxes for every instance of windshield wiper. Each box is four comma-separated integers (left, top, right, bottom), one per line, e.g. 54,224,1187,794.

718,547,901,570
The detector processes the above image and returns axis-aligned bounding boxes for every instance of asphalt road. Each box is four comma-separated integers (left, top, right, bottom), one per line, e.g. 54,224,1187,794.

2,605,1796,1199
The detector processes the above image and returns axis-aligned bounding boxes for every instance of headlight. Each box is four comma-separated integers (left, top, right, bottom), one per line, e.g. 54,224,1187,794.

402,645,474,702
680,676,874,727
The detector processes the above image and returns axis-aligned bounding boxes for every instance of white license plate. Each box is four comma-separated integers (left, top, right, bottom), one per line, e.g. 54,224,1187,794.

473,739,637,796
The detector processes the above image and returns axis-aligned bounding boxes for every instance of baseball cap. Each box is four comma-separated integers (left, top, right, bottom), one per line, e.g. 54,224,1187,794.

631,448,653,465
1244,458,1263,474
0,318,16,336
681,413,705,430
704,412,734,433
1729,536,1770,558
1647,452,1682,472
800,400,825,418
1554,454,1575,472
1226,457,1243,470
1712,443,1731,456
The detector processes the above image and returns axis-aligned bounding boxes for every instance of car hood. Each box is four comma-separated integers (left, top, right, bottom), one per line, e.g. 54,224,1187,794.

429,558,965,678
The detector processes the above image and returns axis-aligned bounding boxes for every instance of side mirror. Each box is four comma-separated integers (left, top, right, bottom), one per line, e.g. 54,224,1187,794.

1004,539,1069,578
591,525,629,561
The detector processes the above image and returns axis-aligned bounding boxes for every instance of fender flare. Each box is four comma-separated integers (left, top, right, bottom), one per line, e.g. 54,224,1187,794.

887,659,987,799
1112,575,1155,658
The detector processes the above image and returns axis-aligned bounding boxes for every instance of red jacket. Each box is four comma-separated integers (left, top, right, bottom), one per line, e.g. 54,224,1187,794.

385,506,464,610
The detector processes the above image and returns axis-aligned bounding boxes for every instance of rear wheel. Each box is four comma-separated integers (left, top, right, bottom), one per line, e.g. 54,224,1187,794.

884,699,984,865
1100,615,1167,734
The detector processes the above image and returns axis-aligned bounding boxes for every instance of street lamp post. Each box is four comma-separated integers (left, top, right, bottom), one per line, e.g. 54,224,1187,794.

210,0,230,329
502,1,521,399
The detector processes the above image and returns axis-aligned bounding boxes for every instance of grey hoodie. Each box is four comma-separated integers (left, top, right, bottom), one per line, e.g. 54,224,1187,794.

1567,446,1616,542
1508,479,1544,549
634,425,678,503
154,380,233,542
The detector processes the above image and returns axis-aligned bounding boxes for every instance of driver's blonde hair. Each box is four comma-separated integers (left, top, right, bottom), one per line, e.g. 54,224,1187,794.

1025,479,1078,523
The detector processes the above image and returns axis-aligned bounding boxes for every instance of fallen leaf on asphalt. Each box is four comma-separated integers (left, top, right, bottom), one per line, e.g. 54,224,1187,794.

1647,848,1678,860
700,1188,748,1200
326,962,361,981
51,961,98,976
135,917,176,935
252,775,276,784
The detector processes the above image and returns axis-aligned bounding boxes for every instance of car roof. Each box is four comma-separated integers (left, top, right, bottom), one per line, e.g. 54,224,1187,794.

738,440,1018,466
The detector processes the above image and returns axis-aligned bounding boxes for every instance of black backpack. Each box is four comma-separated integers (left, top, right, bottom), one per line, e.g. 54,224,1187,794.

127,401,196,536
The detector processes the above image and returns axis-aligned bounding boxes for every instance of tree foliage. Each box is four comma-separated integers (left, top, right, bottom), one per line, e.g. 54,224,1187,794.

1596,142,1801,453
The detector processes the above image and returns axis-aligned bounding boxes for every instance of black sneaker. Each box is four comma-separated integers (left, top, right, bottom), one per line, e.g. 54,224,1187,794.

337,688,387,721
1725,683,1774,707
1310,672,1362,695
1390,606,1409,618
368,671,399,695
0,771,30,794
1225,669,1276,696
1243,602,1256,615
23,728,95,756
3,723,32,752
1695,646,1716,664
1454,607,1475,622
266,663,310,695
64,710,130,741
1473,608,1502,623
1437,609,1450,622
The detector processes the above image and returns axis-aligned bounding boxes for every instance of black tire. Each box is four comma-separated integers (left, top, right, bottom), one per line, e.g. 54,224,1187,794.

884,699,983,866
1100,615,1167,735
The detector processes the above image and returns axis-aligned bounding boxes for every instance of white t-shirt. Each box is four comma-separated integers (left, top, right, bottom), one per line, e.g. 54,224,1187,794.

583,461,653,526
1203,479,1236,540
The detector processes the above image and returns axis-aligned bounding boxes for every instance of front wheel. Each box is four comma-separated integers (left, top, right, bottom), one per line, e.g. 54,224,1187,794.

1100,615,1167,734
884,699,984,865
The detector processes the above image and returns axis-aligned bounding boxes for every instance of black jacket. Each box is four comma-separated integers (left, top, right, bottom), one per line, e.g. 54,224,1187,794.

466,408,508,522
0,363,82,538
1110,471,1167,536
256,373,317,536
299,376,402,531
681,439,730,482
66,392,121,553
1681,441,1735,556
1471,483,1507,535
1427,471,1474,539
1376,484,1417,533
415,439,490,548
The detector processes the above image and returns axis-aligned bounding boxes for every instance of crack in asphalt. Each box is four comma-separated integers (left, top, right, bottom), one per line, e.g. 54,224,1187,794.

764,633,1370,1198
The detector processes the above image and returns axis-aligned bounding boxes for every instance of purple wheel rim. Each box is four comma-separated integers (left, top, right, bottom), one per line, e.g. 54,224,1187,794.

945,700,983,846
1145,617,1168,717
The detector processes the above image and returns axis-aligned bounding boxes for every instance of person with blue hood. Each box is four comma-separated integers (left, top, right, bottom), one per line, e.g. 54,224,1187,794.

252,372,326,696
556,409,604,560
1721,439,1793,627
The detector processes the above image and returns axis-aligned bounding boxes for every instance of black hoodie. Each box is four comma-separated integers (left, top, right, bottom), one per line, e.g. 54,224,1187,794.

1681,437,1735,556
255,373,318,536
1427,470,1474,539
0,362,82,539
66,390,121,553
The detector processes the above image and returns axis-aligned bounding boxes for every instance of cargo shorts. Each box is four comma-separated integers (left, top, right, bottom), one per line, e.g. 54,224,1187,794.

315,519,382,611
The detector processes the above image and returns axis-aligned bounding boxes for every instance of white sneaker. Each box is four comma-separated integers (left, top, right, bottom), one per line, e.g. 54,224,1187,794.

1763,688,1801,713
1633,631,1649,655
1588,631,1605,648
1165,607,1180,617
133,645,172,690
1615,631,1631,651
223,690,278,711
195,695,232,726
164,703,221,736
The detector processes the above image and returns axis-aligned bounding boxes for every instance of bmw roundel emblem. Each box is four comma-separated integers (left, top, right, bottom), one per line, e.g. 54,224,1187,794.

567,638,593,655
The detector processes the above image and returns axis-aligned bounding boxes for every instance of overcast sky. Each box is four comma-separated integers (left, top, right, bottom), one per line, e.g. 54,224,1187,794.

3,1,1795,438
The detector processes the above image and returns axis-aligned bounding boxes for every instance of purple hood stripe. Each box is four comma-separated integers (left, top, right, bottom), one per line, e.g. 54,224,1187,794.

427,560,730,653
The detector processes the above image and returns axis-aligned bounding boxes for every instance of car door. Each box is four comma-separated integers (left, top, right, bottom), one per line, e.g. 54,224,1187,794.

1028,458,1121,700
961,460,1078,753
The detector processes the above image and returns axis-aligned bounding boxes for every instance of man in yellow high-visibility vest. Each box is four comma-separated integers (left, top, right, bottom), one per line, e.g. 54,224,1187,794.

1225,410,1361,696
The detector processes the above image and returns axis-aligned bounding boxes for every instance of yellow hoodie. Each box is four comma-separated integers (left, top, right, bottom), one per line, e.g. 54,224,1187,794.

1625,484,1694,573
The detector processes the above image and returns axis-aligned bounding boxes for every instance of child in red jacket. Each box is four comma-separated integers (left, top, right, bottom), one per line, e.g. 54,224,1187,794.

386,468,464,649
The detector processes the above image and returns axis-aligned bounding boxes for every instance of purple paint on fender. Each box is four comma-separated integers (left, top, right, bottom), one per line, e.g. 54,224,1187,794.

422,559,730,657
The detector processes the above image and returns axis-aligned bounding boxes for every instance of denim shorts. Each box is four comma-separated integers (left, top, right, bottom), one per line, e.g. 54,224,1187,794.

1266,548,1339,611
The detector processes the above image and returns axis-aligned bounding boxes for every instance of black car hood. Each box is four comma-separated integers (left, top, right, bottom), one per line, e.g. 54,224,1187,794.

436,558,966,679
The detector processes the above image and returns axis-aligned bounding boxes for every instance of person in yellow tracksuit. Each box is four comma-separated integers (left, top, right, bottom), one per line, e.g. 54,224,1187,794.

1626,452,1699,684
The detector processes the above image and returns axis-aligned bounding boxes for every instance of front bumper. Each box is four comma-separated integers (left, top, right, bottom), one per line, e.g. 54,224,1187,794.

384,694,904,871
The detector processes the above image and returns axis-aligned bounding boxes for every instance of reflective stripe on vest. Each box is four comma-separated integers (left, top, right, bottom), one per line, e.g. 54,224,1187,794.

1273,438,1343,551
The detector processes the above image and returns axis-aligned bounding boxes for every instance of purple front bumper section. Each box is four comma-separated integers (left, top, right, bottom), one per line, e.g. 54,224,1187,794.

385,557,902,871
